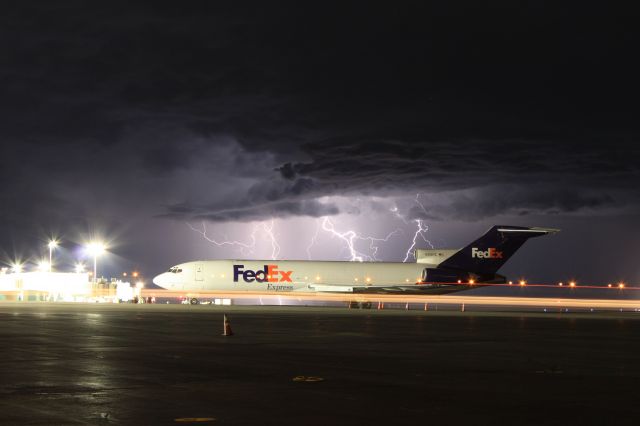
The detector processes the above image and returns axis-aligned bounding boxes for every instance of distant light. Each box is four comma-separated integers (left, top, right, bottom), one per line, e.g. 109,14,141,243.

48,240,59,250
457,280,462,284
405,278,409,283
221,274,225,279
132,271,139,278
136,281,144,289
11,263,23,273
558,282,563,286
354,278,359,282
365,277,371,283
469,279,475,284
607,283,612,288
569,281,576,287
86,242,106,256
619,283,625,289
508,281,513,285
519,280,526,286
75,263,86,273
123,272,128,277
315,276,320,281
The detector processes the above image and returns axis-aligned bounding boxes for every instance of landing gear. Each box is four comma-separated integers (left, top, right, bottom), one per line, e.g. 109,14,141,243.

190,298,199,305
348,301,372,309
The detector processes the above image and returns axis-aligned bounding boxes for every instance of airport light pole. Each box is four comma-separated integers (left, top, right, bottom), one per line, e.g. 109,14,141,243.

48,240,58,273
86,242,106,284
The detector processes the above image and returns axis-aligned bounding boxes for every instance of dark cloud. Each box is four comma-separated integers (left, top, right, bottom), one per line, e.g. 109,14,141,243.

165,199,339,223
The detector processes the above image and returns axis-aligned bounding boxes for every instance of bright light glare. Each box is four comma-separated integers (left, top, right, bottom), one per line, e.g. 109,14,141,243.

11,263,23,273
136,281,144,289
48,240,59,249
569,281,576,287
86,242,107,256
75,262,86,273
619,283,625,289
38,260,50,271
519,280,526,286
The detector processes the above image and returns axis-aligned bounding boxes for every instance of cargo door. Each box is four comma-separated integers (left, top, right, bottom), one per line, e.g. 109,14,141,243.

195,263,204,281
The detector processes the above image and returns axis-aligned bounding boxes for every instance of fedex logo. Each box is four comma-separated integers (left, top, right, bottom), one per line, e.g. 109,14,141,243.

471,247,503,259
233,264,293,283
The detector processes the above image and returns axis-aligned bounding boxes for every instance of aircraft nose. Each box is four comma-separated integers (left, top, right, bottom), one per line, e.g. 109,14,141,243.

153,273,166,287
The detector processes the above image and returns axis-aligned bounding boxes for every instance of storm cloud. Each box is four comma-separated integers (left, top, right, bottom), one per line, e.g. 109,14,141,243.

1,2,639,279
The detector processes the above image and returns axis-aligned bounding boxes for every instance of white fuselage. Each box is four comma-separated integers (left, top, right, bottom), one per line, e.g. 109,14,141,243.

153,259,433,293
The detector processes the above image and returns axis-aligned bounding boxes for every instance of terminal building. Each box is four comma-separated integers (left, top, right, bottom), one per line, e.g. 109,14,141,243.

0,270,137,302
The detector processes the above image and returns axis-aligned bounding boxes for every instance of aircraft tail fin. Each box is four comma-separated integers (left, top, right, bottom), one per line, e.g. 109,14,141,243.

438,226,559,277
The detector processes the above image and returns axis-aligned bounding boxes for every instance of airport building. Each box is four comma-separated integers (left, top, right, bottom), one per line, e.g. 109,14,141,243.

0,270,138,302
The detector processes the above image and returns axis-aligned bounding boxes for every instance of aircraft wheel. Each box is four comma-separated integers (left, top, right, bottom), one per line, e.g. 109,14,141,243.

190,298,199,305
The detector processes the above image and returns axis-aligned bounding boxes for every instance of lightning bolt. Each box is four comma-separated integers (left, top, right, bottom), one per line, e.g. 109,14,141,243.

320,217,402,262
186,221,258,257
306,220,321,260
403,219,433,262
261,219,280,260
402,194,434,262
187,220,281,260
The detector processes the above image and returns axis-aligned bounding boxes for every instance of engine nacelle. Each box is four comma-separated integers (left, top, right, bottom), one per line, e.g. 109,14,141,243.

422,268,507,284
422,268,469,283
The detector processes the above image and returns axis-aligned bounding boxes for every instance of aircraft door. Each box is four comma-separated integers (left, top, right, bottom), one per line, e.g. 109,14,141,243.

195,263,204,281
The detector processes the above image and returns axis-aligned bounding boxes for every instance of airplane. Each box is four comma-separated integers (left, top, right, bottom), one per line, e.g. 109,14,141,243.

153,225,559,303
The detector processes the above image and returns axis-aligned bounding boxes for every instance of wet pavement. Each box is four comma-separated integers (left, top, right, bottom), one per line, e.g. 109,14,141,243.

1,303,640,425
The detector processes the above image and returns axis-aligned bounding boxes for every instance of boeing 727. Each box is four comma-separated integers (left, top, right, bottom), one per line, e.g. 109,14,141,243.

153,225,558,301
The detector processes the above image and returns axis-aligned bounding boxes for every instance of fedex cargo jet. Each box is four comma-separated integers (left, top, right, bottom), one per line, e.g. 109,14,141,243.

153,225,558,300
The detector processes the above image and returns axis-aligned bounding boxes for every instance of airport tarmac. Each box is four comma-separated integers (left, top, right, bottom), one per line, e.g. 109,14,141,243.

1,303,640,425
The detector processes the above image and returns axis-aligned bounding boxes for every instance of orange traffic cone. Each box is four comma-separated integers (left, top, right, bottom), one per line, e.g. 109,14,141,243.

222,314,234,336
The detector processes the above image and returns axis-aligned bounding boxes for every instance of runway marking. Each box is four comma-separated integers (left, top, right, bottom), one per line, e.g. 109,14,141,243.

174,417,216,423
292,375,324,382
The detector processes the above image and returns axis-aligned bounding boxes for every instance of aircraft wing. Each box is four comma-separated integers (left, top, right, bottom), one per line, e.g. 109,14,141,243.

306,283,464,294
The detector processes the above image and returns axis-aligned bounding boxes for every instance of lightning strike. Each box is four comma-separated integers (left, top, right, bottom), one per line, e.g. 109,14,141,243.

187,220,281,259
306,220,321,260
186,221,258,256
261,219,281,260
320,217,402,262
403,219,432,262
402,194,434,262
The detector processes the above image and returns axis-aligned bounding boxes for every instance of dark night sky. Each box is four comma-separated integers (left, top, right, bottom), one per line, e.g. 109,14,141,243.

1,2,639,285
